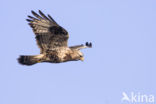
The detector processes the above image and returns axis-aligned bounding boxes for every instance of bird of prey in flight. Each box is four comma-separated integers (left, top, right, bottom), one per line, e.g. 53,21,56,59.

18,10,92,65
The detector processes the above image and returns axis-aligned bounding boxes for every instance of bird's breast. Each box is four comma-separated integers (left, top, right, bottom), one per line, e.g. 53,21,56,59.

46,47,71,62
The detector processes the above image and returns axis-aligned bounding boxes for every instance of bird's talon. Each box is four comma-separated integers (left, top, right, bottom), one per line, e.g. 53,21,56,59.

85,42,92,48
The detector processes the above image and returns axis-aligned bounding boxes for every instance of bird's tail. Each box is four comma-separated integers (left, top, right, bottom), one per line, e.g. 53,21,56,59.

17,54,44,66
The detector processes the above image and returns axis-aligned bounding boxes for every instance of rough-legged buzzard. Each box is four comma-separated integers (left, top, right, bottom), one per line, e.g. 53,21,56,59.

18,10,92,65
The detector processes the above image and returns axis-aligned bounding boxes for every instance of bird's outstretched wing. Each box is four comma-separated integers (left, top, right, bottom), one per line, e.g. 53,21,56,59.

26,10,69,53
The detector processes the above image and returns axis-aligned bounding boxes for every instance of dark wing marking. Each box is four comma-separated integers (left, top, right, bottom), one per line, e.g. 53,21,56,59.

26,10,69,53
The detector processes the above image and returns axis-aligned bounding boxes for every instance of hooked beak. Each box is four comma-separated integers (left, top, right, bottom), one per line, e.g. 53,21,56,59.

80,57,84,61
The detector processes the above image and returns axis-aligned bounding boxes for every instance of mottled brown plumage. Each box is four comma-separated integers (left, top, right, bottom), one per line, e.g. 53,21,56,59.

18,10,92,65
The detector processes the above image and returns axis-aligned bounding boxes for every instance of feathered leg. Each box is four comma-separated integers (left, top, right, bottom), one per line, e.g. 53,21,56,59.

69,42,92,50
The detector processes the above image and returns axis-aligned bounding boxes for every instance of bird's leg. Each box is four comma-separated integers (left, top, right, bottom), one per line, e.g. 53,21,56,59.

69,42,92,50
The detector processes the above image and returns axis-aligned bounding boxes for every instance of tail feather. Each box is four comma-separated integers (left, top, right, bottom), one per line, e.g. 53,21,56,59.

17,54,44,65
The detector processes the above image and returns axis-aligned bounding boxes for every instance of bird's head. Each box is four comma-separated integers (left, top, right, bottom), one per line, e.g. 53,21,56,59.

71,50,84,61
77,51,84,61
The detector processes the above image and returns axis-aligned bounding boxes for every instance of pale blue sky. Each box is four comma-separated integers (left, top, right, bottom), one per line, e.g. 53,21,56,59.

0,0,156,104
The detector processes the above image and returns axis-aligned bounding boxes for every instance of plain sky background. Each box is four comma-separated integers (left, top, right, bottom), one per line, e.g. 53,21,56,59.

1,0,156,104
